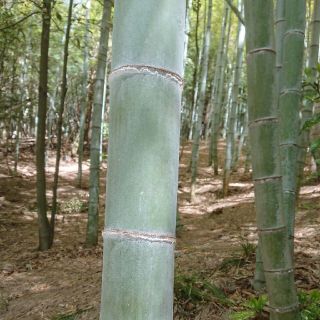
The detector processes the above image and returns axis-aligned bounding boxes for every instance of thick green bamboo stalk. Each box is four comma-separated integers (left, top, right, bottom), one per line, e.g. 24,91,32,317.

279,0,306,254
244,1,300,319
190,0,213,201
253,0,287,290
223,7,245,196
99,1,185,319
86,0,112,247
298,0,320,187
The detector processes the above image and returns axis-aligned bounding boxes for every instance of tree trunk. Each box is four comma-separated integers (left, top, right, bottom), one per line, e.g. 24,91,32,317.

99,0,185,318
36,0,52,251
50,0,74,247
244,1,300,318
86,0,112,247
190,0,213,201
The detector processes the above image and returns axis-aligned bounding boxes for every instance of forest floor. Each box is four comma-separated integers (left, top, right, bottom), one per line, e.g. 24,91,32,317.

0,142,319,320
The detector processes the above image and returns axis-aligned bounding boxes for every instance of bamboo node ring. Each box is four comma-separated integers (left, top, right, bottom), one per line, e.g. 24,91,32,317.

103,227,176,244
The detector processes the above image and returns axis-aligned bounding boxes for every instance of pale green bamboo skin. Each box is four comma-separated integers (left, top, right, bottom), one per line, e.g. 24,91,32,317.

190,0,213,201
298,0,320,186
279,0,306,254
244,1,300,319
86,0,112,247
275,0,286,96
253,244,266,291
99,1,185,319
208,3,229,168
223,8,245,197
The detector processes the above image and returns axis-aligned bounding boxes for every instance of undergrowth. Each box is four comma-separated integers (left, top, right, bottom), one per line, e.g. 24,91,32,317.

230,290,320,320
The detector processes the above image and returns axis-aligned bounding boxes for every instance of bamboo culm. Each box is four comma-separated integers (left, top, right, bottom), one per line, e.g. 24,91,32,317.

244,0,300,318
278,0,306,254
86,0,112,246
190,0,213,201
99,1,186,318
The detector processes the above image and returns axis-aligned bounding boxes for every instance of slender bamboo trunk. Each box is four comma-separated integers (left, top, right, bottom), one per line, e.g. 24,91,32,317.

188,0,202,141
77,0,91,187
298,0,320,187
86,0,112,247
99,0,185,318
208,3,229,157
190,0,213,201
223,6,245,196
209,5,230,173
278,0,306,254
36,0,52,251
50,0,74,247
244,1,300,318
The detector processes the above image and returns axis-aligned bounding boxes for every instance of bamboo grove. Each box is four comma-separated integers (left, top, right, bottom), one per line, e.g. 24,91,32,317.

0,0,320,319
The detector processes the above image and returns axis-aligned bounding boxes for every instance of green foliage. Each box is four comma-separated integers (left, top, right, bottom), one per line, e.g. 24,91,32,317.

299,290,320,320
229,310,256,320
302,64,320,104
174,273,230,305
240,240,256,259
219,240,255,271
230,291,320,320
229,295,268,320
302,114,320,132
52,314,77,320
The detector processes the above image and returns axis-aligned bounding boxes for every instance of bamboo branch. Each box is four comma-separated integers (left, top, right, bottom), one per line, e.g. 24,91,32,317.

224,0,245,25
0,11,40,32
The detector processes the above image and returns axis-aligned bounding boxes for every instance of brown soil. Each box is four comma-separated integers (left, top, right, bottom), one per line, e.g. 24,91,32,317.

0,142,319,320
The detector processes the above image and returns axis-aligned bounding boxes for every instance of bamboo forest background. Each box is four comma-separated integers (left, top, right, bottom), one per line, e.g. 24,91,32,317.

0,0,320,319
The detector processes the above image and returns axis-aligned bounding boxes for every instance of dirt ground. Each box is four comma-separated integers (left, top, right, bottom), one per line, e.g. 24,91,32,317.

0,142,319,320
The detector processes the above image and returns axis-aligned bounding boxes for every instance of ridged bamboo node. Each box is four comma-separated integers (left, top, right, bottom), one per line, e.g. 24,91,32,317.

264,267,294,274
254,175,281,184
257,225,286,233
266,302,300,314
110,64,184,87
280,88,301,96
279,142,299,147
102,228,176,244
284,29,305,37
248,47,276,55
284,190,296,195
249,116,278,127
